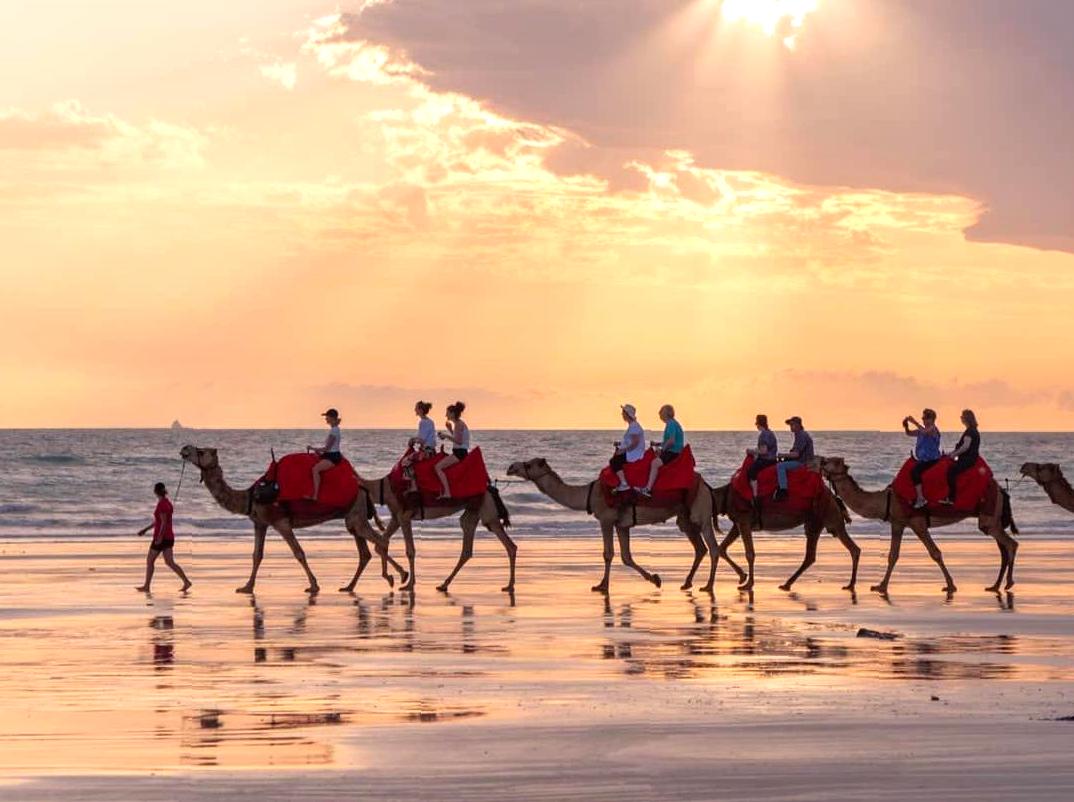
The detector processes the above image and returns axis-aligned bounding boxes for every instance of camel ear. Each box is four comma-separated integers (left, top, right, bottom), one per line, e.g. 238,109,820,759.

536,458,548,468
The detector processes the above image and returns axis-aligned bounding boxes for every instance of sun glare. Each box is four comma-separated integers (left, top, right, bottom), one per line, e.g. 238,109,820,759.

720,0,819,49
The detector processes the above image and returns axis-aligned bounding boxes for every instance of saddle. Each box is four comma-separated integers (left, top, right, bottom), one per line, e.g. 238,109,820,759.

891,456,993,512
388,447,492,507
730,454,824,515
256,453,361,514
598,445,698,507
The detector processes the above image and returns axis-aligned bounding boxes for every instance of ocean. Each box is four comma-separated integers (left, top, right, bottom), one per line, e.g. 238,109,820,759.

1,429,1072,542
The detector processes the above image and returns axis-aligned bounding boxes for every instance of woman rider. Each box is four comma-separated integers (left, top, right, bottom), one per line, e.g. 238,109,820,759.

903,408,941,508
941,409,980,506
401,401,436,493
435,401,470,499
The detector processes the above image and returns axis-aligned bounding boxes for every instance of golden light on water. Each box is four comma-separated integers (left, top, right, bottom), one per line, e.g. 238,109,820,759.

720,0,819,48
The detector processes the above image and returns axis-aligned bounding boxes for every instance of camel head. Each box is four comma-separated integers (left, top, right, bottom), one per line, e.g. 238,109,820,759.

180,444,219,472
1020,462,1062,484
507,458,551,481
819,456,849,479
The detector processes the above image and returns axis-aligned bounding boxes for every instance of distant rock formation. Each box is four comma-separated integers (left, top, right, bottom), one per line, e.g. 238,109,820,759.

171,420,184,430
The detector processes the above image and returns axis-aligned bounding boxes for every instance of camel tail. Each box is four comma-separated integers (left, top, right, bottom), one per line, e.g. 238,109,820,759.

1001,489,1019,535
489,484,512,528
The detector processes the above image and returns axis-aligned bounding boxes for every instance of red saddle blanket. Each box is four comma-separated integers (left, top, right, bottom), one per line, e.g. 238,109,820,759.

598,445,698,507
388,447,491,503
730,455,824,513
891,456,993,512
264,453,360,510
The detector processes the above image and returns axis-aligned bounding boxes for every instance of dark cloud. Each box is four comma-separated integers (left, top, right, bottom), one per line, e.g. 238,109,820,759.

349,0,1074,252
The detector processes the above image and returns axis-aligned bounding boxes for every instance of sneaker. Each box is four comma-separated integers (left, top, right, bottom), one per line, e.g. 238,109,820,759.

913,498,928,509
772,489,788,502
637,487,652,497
938,497,954,506
613,483,631,493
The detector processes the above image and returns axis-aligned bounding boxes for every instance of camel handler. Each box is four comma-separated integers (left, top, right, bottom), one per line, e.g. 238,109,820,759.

774,416,815,502
639,404,684,497
610,404,646,493
746,414,779,499
135,482,192,593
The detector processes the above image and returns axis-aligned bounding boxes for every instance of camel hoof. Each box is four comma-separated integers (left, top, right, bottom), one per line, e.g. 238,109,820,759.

842,584,856,592
436,584,449,593
384,575,395,589
651,574,662,589
985,584,1000,593
680,582,692,591
778,583,792,592
1005,580,1015,590
944,585,958,594
399,571,410,584
338,585,356,593
236,585,254,594
502,585,514,593
737,582,754,591
306,586,320,595
700,584,714,593
592,584,609,593
870,584,887,594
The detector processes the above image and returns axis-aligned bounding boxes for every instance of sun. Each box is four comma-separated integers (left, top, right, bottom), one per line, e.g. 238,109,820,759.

720,0,819,49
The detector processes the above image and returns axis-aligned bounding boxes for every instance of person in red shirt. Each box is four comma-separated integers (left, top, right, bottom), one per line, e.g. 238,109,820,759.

136,482,192,592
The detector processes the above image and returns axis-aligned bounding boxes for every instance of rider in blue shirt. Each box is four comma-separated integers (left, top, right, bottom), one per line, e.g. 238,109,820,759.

903,408,941,508
640,404,685,497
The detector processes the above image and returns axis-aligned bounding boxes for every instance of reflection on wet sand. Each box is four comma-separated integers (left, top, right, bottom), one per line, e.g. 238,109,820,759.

3,538,1074,776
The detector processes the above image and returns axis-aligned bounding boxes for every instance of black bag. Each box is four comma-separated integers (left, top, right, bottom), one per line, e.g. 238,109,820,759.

252,479,280,504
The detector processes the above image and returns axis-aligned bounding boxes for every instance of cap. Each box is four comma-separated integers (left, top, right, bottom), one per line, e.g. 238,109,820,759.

322,408,339,418
785,416,802,426
621,404,637,418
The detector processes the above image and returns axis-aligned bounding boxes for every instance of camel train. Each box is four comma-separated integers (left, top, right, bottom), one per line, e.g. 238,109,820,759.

178,438,1061,599
164,400,1074,597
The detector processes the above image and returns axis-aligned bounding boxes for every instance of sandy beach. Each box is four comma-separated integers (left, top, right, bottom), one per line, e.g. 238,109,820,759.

2,532,1074,800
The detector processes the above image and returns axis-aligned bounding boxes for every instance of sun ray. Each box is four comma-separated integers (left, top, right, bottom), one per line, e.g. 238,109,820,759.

720,0,819,49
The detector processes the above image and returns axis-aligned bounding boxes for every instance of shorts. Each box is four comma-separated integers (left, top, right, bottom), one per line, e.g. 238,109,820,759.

452,448,469,461
658,448,680,464
609,453,628,472
150,538,175,552
322,451,343,465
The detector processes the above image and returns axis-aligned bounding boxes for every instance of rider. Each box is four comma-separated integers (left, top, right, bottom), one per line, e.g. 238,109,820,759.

903,408,941,508
940,409,980,506
308,408,343,501
434,401,471,499
610,404,646,493
774,416,814,502
401,401,436,493
639,404,684,497
746,414,778,498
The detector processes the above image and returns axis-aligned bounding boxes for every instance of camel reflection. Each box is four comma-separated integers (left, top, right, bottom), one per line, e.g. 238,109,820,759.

596,593,1021,681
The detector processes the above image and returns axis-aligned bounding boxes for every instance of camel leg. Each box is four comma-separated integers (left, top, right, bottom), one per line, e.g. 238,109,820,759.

340,536,372,593
438,510,479,592
735,523,756,591
911,523,957,594
780,527,818,591
376,517,409,586
870,524,903,595
273,519,319,594
984,526,1018,592
485,515,518,593
830,524,861,592
697,518,722,593
592,519,615,593
237,523,268,594
716,524,748,583
399,517,417,592
680,523,706,590
616,525,661,589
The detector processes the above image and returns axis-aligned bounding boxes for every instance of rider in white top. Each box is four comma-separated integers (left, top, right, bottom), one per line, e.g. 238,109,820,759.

435,401,471,499
610,404,645,492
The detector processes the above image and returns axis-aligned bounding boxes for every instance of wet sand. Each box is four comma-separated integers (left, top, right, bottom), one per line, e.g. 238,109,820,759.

3,533,1074,800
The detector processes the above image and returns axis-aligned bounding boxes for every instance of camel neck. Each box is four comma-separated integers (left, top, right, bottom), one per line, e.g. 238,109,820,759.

531,469,592,512
1041,473,1074,512
829,471,887,519
201,465,250,515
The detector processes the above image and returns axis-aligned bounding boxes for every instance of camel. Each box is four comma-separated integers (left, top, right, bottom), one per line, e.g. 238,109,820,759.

709,480,861,592
505,458,721,592
819,456,1019,594
179,445,406,595
346,473,517,594
1021,462,1074,514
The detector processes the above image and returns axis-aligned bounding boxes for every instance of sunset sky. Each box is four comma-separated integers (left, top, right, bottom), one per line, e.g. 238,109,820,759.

2,0,1072,430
